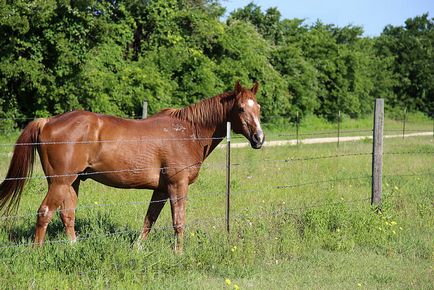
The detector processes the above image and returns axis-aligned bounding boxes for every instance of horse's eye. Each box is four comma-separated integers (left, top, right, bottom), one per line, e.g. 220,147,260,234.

238,107,245,113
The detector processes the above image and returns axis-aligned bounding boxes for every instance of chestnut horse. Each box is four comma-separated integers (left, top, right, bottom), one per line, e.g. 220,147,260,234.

0,81,264,252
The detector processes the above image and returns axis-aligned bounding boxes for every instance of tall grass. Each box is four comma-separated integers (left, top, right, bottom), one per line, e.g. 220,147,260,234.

0,127,432,289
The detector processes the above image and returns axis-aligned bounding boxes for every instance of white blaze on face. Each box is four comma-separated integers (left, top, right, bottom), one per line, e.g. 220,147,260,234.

253,115,264,144
253,116,262,132
244,98,264,144
247,99,261,129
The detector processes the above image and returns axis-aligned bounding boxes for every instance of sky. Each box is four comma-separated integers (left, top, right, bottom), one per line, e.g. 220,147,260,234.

222,0,433,36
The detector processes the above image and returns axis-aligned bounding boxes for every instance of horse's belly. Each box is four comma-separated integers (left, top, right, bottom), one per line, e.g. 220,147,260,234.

86,170,161,190
85,142,162,189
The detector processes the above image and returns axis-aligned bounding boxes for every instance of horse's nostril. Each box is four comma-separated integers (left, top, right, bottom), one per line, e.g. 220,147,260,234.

252,133,259,143
253,130,264,142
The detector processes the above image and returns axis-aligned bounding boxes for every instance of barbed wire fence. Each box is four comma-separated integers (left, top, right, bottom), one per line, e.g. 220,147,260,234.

0,100,433,250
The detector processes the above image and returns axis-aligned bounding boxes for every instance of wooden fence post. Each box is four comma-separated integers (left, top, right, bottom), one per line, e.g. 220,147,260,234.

296,111,299,146
226,122,231,233
142,100,148,119
371,99,384,208
402,107,407,139
337,110,341,148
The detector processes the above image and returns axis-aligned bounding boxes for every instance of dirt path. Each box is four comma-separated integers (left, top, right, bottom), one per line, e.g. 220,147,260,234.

219,132,432,149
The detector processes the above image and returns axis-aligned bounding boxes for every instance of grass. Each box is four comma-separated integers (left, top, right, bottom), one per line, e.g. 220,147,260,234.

0,121,433,289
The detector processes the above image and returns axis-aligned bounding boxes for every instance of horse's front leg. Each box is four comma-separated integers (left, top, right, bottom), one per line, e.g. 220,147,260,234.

141,190,168,240
168,181,188,254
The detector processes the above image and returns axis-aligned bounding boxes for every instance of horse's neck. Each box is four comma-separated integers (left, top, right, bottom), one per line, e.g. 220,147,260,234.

171,93,235,160
196,121,228,161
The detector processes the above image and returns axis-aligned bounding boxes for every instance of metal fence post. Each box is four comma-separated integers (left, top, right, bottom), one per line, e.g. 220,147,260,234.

226,122,231,233
371,99,384,208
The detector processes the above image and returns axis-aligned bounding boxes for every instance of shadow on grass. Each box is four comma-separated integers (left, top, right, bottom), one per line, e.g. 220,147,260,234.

4,211,141,245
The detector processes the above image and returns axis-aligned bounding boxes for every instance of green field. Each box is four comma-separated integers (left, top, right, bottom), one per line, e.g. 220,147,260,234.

261,111,433,141
0,123,433,289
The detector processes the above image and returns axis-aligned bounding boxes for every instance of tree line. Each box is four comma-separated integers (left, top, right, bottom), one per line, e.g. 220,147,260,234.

0,0,433,129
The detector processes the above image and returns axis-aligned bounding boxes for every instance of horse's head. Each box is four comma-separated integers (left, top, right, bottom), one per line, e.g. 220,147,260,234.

230,81,265,149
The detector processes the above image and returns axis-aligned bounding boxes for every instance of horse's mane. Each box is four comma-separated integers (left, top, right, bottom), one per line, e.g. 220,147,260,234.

156,91,236,128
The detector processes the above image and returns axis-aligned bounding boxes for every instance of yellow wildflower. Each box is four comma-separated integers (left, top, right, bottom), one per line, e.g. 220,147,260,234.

225,278,231,286
234,285,240,290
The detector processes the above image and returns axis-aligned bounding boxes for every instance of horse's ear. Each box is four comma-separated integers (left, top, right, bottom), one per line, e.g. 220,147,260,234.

234,80,242,95
251,81,259,95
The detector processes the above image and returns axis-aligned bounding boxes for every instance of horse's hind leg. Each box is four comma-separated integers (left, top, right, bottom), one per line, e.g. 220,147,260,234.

59,179,80,242
141,190,168,240
34,178,77,246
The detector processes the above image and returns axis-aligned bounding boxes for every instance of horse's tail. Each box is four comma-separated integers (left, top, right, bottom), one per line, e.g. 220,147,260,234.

0,118,47,216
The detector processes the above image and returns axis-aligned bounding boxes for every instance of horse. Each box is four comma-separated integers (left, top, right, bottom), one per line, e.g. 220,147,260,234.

0,81,264,253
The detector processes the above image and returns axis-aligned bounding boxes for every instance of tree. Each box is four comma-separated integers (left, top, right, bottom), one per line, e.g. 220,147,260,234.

376,14,434,115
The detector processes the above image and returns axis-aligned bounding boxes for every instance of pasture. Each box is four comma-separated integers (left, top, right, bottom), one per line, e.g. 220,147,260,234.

0,126,433,289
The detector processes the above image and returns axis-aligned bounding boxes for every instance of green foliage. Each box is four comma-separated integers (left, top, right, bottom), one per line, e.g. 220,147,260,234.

375,14,434,116
0,1,432,127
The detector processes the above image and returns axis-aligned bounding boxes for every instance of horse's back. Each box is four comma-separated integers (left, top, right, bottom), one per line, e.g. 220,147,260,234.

34,110,199,189
40,110,155,140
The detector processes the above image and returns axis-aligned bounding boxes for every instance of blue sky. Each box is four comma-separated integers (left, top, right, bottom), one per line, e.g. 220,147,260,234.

222,0,433,36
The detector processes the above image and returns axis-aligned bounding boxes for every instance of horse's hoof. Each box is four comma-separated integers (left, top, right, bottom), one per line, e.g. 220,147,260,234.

133,239,145,251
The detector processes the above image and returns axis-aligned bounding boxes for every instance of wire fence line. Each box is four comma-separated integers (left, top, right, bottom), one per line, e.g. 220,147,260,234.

250,151,433,165
0,171,431,251
0,119,432,252
0,195,383,251
0,196,190,221
230,172,432,197
0,136,225,147
276,128,432,137
1,170,431,222
1,187,426,252
0,173,368,221
0,213,237,250
1,148,432,182
277,129,373,137
1,163,206,182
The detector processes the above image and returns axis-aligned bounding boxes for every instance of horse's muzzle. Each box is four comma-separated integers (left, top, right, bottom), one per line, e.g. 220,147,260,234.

250,130,264,149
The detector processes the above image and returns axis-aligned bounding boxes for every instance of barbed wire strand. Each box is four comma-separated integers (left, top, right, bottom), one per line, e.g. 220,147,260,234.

2,187,430,252
0,195,380,250
2,149,432,182
3,169,431,221
0,136,225,147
